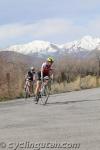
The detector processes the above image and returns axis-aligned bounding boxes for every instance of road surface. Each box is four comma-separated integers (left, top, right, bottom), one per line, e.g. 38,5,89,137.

0,88,100,150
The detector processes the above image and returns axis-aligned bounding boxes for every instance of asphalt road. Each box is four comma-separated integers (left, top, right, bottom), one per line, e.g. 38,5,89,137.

0,88,100,150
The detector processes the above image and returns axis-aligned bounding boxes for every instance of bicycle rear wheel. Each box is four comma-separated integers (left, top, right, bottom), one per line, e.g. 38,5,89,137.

24,87,30,99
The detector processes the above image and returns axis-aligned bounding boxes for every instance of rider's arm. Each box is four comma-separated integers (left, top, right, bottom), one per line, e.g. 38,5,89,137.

41,63,45,81
49,65,54,75
49,65,55,81
41,67,44,81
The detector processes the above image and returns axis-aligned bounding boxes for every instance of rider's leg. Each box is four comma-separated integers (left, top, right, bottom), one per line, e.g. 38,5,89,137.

35,80,41,96
27,86,31,97
35,71,41,96
34,80,41,103
29,81,32,95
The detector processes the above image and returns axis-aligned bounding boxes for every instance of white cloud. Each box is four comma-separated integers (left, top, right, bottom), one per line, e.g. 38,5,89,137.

0,19,73,44
0,23,33,39
0,17,100,47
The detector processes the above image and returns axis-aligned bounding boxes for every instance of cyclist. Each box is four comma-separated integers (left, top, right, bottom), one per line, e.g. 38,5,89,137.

25,67,36,96
35,57,54,103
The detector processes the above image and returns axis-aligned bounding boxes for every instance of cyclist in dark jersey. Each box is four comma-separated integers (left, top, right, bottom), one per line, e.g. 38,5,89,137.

25,67,36,95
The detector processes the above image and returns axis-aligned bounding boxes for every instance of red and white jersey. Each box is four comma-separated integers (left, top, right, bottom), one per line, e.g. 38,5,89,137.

41,62,52,75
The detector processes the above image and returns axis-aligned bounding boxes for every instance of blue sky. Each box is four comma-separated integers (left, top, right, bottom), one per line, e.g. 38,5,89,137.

0,0,100,48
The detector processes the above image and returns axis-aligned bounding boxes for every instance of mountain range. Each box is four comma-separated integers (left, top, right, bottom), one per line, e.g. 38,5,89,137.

1,36,99,56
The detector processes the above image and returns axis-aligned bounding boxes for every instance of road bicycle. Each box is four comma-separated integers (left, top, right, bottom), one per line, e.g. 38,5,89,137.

35,76,51,105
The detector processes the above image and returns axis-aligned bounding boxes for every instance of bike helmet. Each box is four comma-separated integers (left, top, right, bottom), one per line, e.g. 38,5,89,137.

30,66,35,71
47,57,54,63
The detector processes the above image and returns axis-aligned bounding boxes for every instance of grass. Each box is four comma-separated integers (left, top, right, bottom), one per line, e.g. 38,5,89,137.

0,75,100,101
51,75,100,94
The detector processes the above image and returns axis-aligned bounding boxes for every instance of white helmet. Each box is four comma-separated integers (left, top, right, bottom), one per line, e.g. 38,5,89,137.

30,66,35,71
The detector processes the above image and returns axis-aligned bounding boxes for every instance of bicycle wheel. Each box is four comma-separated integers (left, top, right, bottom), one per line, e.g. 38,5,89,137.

40,85,50,105
25,91,29,99
24,86,30,99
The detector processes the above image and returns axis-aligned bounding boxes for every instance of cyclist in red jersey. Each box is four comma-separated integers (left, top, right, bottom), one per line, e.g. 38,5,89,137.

35,57,54,102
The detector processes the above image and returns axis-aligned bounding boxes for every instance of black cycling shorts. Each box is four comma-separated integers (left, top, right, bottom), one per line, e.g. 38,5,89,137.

37,71,49,81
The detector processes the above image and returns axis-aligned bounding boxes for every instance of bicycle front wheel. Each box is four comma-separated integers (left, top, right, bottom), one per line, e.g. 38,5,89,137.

40,86,50,105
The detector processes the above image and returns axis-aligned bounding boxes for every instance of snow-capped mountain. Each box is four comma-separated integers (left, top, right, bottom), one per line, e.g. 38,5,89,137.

3,36,100,56
61,36,100,52
5,41,60,55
